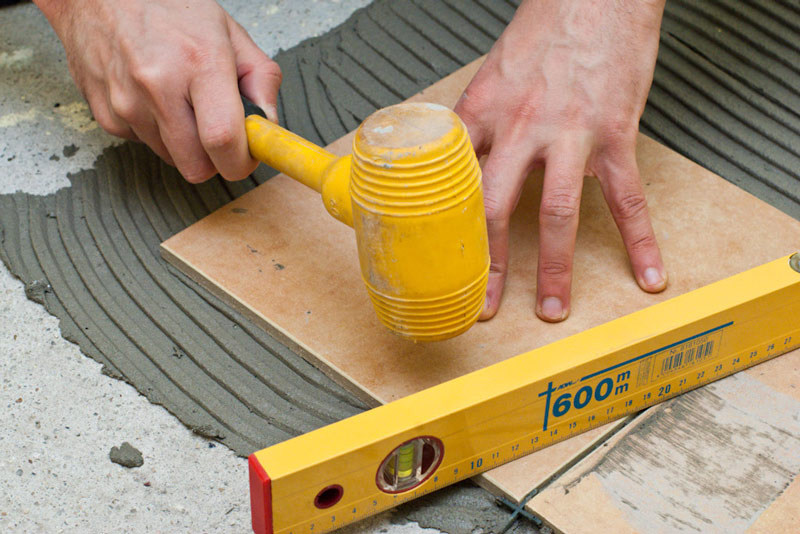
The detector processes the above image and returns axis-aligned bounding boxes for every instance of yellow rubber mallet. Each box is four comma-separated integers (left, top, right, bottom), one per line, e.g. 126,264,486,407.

243,101,489,341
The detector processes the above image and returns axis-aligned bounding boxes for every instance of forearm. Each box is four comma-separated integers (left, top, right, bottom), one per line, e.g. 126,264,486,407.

514,0,666,27
508,0,665,64
33,0,70,30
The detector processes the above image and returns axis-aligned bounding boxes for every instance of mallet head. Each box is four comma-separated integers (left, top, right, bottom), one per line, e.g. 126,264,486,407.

349,103,490,341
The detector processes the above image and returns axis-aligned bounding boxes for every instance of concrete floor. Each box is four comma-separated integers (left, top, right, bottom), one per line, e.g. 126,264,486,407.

0,2,446,533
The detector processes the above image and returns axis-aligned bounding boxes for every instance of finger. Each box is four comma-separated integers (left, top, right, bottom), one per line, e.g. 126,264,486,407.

597,152,666,293
129,120,174,166
135,65,215,181
535,141,590,322
229,18,282,123
478,149,531,320
189,47,257,182
85,85,137,140
454,93,489,158
107,83,177,163
156,101,217,183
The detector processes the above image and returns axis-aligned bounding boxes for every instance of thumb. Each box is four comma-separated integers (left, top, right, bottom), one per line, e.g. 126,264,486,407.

228,18,282,123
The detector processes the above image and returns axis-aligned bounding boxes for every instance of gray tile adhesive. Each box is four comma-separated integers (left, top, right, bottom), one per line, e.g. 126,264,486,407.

0,1,798,528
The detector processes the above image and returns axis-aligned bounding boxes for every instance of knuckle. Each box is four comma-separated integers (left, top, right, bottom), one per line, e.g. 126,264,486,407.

201,121,237,151
129,61,166,91
102,123,130,139
92,109,128,138
453,99,476,126
627,232,658,252
180,39,214,68
539,190,580,223
93,113,114,134
180,162,217,184
612,191,649,221
454,84,491,122
108,92,138,124
489,258,507,273
512,100,540,122
263,59,283,83
599,122,636,147
221,163,255,182
483,193,512,224
539,260,570,277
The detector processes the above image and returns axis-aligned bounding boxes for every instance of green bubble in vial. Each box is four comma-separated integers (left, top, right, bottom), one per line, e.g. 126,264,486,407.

396,443,416,478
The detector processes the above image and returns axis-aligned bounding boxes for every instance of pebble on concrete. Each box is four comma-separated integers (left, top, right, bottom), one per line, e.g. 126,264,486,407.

62,144,79,157
109,442,144,468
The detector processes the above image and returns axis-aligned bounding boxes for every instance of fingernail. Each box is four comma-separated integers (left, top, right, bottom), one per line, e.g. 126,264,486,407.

263,104,279,124
540,297,564,321
643,267,665,289
478,294,494,321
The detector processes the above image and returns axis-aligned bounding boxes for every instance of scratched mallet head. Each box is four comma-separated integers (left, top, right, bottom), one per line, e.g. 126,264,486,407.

245,102,490,341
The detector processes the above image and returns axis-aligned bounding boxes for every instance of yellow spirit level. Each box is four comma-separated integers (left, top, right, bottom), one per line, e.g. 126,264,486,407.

249,254,800,534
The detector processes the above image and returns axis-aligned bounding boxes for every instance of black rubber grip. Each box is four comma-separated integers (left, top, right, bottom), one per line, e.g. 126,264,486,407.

242,95,266,118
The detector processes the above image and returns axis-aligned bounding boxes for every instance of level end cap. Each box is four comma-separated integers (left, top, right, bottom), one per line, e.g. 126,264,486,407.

249,454,273,534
